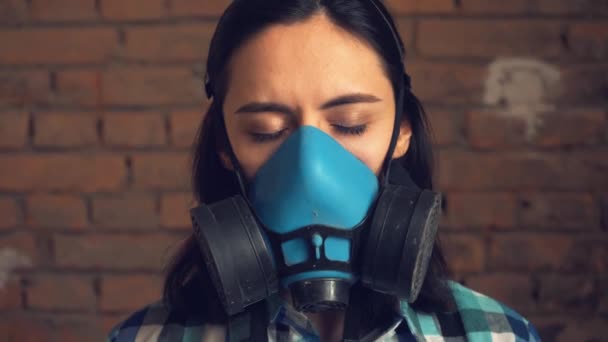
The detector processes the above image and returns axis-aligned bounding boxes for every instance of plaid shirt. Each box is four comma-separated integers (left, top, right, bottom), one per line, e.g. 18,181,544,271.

108,281,540,341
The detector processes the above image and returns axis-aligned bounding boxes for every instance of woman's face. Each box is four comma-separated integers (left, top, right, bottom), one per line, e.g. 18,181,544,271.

221,13,411,179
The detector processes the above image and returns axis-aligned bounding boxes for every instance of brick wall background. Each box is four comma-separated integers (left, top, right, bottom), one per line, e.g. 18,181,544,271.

0,0,606,341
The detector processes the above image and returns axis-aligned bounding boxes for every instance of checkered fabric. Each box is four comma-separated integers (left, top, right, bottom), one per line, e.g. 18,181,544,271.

399,282,540,341
108,281,540,341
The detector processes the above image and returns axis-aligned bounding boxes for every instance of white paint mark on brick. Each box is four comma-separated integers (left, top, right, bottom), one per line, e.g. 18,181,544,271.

0,248,31,289
484,58,561,139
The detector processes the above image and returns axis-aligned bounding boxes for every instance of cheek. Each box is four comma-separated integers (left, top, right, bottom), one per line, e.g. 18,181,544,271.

225,127,280,180
340,124,393,176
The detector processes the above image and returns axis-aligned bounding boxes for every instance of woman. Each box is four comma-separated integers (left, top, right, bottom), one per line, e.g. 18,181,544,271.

109,0,540,341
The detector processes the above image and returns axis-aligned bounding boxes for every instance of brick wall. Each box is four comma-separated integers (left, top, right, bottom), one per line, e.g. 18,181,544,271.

0,0,606,340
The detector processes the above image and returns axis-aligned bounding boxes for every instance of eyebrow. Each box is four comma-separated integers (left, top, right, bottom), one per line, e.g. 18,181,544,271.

234,93,382,115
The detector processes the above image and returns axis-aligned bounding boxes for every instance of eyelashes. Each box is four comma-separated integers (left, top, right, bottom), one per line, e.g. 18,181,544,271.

333,124,367,136
250,129,288,143
250,124,368,143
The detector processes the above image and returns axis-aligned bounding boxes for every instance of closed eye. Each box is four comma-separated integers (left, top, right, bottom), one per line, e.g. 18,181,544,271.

250,128,288,143
332,124,367,136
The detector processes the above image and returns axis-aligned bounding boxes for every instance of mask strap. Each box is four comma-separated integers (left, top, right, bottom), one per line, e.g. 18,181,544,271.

381,76,406,187
366,0,409,186
367,0,405,58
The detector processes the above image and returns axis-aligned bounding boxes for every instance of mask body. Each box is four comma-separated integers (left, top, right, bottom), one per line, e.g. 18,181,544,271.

249,126,378,287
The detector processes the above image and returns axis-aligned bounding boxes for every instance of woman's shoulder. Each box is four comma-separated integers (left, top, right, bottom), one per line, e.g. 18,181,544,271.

399,280,541,341
107,300,226,342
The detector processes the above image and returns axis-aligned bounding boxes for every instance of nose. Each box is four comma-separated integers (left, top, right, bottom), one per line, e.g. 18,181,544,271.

298,109,330,137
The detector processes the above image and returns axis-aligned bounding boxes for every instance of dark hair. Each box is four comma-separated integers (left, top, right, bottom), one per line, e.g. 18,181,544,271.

163,0,453,320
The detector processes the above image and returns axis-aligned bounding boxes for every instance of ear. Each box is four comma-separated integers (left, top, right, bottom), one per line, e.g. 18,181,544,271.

392,120,412,159
218,150,234,171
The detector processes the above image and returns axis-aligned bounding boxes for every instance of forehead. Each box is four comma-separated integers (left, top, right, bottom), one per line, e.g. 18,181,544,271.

225,13,390,102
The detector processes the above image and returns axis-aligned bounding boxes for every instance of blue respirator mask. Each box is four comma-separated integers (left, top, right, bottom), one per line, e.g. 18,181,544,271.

190,124,441,316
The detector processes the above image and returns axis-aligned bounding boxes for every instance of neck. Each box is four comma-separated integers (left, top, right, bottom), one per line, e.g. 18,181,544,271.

281,291,345,342
305,310,345,342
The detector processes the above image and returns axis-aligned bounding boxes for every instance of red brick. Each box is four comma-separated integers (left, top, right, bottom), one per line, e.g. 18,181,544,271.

428,110,461,146
602,194,608,231
101,0,165,20
536,0,608,15
0,28,118,64
103,112,166,147
132,153,191,190
395,19,414,49
0,0,29,23
457,0,532,13
92,194,159,229
124,24,215,62
54,70,102,106
160,192,195,229
102,313,127,335
0,71,50,107
26,194,88,230
54,233,184,270
563,151,608,190
0,155,126,192
418,20,563,58
547,318,608,342
0,113,28,148
569,23,608,60
26,275,96,311
0,232,37,267
169,0,231,16
443,192,516,229
30,0,97,21
408,62,485,105
100,274,162,312
488,234,574,271
52,316,105,342
438,151,608,191
537,275,596,313
438,151,560,191
535,110,606,147
441,234,485,273
169,110,203,147
560,65,608,106
526,316,567,341
518,193,600,230
0,197,19,230
568,236,608,273
384,0,453,14
466,111,528,149
0,276,22,310
465,273,534,312
33,113,98,147
102,67,204,106
0,315,54,342
600,276,608,314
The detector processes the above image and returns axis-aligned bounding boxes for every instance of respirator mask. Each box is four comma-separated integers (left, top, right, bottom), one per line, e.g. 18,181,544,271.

190,125,441,316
